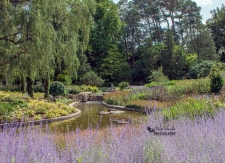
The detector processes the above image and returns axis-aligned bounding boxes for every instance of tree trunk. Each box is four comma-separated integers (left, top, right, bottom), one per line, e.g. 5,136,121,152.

2,75,8,85
124,37,128,60
20,76,26,93
54,62,61,81
44,77,50,98
26,77,34,98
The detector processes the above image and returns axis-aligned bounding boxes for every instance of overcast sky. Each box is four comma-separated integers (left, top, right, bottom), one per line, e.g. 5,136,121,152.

113,0,224,23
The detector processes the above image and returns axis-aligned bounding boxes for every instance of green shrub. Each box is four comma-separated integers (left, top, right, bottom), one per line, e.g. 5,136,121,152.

163,98,215,120
33,115,41,120
0,85,20,92
26,110,35,117
49,81,65,97
148,66,168,85
34,84,44,92
145,80,178,87
0,102,15,116
35,107,47,114
13,100,28,108
56,98,72,104
81,85,98,93
45,112,56,119
118,82,130,91
168,78,210,97
67,85,82,94
209,64,224,94
188,60,215,79
104,98,118,105
80,71,104,86
117,62,133,83
57,74,72,85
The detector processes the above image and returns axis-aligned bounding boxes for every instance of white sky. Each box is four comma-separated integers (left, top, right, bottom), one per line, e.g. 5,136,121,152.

113,0,224,23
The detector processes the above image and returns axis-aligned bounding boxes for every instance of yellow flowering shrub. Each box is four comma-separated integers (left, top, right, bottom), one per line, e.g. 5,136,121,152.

0,91,77,122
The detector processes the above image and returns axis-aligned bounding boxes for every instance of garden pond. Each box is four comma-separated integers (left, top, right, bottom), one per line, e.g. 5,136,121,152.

49,101,146,132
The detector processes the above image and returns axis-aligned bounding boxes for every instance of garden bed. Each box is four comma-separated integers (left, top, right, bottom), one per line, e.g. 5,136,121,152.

0,91,80,124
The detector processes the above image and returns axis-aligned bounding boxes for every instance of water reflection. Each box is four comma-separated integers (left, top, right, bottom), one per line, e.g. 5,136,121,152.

50,101,145,132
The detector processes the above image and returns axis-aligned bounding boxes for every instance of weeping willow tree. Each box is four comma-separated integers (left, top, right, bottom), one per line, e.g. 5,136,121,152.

0,0,96,98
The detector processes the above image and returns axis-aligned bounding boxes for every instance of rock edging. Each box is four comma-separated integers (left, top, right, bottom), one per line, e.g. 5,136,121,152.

0,102,81,127
102,102,146,113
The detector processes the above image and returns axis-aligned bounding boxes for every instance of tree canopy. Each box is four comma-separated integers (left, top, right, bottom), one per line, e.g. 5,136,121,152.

0,0,223,96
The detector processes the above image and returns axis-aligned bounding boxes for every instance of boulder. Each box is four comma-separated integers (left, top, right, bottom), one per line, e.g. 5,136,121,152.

99,111,110,115
78,92,92,102
99,110,125,115
108,108,118,112
109,110,125,114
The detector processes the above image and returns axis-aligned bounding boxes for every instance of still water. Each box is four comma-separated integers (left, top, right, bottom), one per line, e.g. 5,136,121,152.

49,101,146,132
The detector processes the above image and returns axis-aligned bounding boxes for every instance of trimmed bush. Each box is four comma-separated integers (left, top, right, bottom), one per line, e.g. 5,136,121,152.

49,81,65,97
118,82,129,91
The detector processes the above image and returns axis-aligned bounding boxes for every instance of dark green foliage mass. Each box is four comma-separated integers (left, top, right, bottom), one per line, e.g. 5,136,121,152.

80,71,104,86
188,60,216,79
118,82,130,91
49,81,65,97
57,74,72,86
0,0,223,94
207,4,225,53
209,64,224,94
117,62,132,84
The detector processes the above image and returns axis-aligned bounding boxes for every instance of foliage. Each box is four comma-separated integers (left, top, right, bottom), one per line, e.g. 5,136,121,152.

207,4,225,53
118,82,130,91
117,62,132,83
0,102,15,116
57,74,72,86
185,53,198,68
127,87,152,101
49,81,65,97
163,98,215,120
209,64,224,94
80,85,98,93
0,0,96,98
67,85,82,94
103,91,129,106
145,80,178,87
186,28,218,60
87,0,122,74
80,71,104,87
98,45,125,84
104,98,118,105
0,91,77,122
33,84,44,93
133,38,159,82
168,78,210,99
188,60,216,79
148,66,169,85
0,84,21,92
